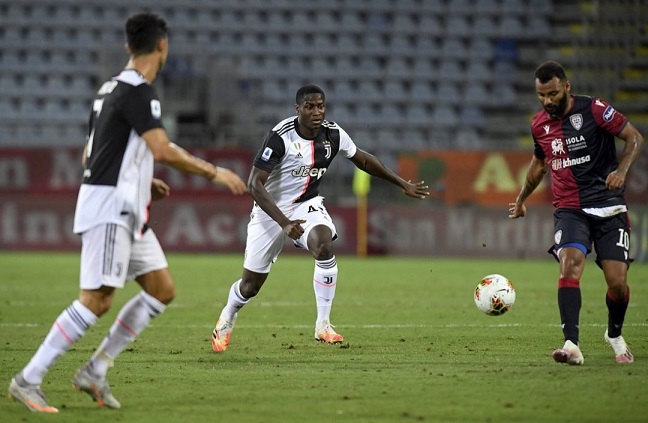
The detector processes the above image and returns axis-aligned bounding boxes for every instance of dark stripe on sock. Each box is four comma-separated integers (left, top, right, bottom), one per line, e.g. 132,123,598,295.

66,304,90,330
316,257,337,269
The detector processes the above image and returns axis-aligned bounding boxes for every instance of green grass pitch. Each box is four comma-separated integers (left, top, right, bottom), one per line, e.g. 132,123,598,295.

1,252,647,422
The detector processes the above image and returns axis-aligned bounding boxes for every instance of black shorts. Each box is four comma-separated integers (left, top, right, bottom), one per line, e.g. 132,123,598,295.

549,208,632,267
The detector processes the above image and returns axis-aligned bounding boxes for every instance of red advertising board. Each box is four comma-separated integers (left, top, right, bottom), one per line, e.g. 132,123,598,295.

397,150,648,206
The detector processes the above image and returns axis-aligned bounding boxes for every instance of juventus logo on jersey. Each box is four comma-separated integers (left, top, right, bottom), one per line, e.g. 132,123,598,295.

323,140,332,159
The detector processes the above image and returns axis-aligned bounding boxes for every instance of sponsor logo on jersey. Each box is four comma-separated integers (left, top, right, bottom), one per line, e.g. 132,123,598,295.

552,154,591,170
551,138,565,155
543,125,550,134
603,106,616,122
291,166,327,179
554,230,562,245
150,100,161,119
569,114,583,130
565,135,585,145
261,147,273,162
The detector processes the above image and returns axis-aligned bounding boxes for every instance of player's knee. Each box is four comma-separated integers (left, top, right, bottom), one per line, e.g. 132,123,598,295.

155,283,176,305
605,274,628,294
311,242,334,261
239,279,262,298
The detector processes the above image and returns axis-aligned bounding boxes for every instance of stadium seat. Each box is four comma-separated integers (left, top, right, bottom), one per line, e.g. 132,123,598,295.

410,81,434,102
440,38,467,61
437,84,462,105
459,106,486,130
405,104,430,126
463,82,491,107
438,61,464,83
475,0,500,16
465,61,493,83
473,16,498,38
383,80,409,102
498,16,525,38
431,106,459,128
445,16,471,38
380,104,404,126
468,38,494,61
357,80,382,102
418,15,444,36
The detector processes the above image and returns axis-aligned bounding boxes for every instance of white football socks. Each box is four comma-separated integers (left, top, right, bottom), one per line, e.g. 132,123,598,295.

313,256,338,326
21,300,98,385
220,279,249,320
89,291,166,378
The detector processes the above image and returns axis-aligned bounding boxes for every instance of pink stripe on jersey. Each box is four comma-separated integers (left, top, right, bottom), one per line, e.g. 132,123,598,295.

296,141,316,201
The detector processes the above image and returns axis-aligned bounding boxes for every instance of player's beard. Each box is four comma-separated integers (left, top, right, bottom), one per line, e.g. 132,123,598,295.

545,93,568,119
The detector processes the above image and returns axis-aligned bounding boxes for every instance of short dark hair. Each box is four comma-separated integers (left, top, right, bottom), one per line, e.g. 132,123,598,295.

534,60,567,84
296,85,325,104
126,12,168,56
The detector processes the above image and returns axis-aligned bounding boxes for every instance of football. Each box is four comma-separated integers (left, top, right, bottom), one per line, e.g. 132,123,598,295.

474,274,516,316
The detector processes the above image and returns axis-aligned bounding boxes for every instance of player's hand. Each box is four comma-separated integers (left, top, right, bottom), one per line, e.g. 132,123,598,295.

508,202,526,219
605,170,626,190
151,178,171,201
212,167,247,195
402,180,429,199
282,219,306,240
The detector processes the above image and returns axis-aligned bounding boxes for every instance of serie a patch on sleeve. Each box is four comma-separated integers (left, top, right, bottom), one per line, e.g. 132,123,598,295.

261,147,273,161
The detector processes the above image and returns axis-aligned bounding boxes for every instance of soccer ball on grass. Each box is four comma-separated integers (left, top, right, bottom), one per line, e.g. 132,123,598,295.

474,274,516,316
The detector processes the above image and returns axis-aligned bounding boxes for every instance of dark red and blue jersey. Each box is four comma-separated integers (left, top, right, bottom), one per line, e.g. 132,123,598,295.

531,95,628,209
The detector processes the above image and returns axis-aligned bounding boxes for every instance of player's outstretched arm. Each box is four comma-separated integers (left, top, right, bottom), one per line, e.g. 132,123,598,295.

141,128,247,195
509,155,546,219
349,148,429,199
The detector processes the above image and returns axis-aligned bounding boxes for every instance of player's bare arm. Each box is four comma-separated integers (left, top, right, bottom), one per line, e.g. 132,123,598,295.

141,128,247,195
349,148,429,199
509,155,547,219
606,122,644,190
248,166,305,240
151,178,170,201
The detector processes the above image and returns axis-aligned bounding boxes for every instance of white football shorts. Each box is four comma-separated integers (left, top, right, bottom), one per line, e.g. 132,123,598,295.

243,196,337,273
79,223,168,290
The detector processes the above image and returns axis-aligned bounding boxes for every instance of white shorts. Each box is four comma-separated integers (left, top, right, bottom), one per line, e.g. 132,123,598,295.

243,196,337,273
79,223,168,290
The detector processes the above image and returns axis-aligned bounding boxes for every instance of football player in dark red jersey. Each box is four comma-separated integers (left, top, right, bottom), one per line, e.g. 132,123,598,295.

509,60,644,365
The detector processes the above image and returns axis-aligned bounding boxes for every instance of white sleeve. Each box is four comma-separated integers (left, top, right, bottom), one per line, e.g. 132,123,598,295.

338,126,358,158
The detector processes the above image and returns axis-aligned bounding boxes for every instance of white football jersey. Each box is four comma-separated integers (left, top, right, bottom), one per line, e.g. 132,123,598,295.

252,116,357,214
73,69,164,239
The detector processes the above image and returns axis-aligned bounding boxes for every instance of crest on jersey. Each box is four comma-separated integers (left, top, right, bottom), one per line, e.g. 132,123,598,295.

569,114,583,131
150,100,161,119
323,140,332,159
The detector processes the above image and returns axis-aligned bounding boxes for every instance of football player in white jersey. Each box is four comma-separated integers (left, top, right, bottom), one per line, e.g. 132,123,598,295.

8,13,246,413
211,85,429,352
